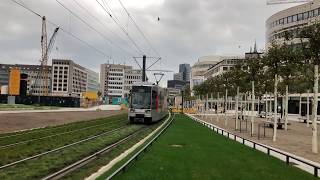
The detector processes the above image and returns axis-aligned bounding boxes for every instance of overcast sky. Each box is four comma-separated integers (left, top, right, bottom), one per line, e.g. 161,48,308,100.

0,0,297,86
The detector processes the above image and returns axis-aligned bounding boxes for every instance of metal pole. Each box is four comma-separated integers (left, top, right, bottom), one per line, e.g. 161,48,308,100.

225,89,228,126
307,90,310,127
142,55,146,82
181,90,184,114
299,93,302,118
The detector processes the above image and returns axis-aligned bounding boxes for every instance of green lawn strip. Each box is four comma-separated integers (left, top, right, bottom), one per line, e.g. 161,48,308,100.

0,125,143,180
111,114,316,180
97,115,172,180
62,122,163,180
0,113,127,143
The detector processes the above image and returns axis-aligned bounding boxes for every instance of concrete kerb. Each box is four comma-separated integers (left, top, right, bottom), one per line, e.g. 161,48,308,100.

85,113,172,180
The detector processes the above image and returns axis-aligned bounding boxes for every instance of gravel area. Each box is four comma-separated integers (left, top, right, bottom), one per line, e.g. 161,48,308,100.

0,110,126,134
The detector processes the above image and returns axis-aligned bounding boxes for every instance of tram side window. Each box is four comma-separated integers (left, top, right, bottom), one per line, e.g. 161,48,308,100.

152,90,157,109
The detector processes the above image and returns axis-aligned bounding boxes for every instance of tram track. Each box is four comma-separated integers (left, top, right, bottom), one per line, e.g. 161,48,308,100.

0,112,170,179
42,126,148,180
0,125,130,170
0,114,127,141
0,119,126,149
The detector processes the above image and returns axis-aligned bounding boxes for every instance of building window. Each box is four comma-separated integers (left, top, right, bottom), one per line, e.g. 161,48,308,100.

292,14,298,22
315,8,320,16
288,16,293,23
279,18,284,25
304,12,309,20
298,13,303,21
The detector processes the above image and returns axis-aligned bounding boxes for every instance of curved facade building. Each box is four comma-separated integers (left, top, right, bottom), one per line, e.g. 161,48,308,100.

266,0,320,49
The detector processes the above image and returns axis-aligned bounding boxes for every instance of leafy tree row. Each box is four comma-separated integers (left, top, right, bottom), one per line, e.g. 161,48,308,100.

192,23,320,152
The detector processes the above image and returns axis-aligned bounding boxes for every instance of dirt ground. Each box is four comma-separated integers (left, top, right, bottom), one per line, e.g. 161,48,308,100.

195,113,320,164
0,110,126,134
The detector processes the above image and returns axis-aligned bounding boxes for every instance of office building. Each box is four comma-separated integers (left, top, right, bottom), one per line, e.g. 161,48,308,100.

167,80,186,90
100,64,142,99
179,64,191,82
51,59,98,97
266,0,320,49
190,55,241,95
0,64,52,95
173,73,183,81
167,87,181,98
85,68,100,92
204,58,245,80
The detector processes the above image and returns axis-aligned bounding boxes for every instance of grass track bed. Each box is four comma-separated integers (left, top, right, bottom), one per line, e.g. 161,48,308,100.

0,116,128,166
62,123,162,180
109,114,316,180
0,124,143,179
0,114,128,143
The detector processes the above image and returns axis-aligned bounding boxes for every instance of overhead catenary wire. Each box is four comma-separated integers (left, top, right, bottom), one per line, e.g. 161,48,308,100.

10,0,41,17
95,0,144,55
9,0,110,59
101,0,122,25
48,21,109,58
70,0,136,57
117,0,161,57
55,0,127,55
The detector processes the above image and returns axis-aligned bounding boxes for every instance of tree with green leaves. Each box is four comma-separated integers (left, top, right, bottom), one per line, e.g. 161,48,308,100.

263,42,284,142
297,23,320,153
242,57,264,135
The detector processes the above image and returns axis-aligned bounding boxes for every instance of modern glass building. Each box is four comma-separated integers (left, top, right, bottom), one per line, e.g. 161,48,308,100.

266,0,320,49
179,64,191,83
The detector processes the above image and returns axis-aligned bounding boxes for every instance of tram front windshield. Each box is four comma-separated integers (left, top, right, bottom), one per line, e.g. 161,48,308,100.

131,86,151,109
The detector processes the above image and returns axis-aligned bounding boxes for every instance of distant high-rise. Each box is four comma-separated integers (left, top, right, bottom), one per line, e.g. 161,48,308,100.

173,73,183,81
179,64,191,82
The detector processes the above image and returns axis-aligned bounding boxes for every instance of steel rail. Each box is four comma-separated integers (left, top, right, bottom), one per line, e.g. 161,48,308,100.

0,125,130,170
106,113,175,179
0,119,126,149
0,116,125,140
42,126,148,180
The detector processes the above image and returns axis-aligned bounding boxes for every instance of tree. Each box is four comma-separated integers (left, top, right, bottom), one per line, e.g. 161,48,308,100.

263,42,284,142
243,57,264,135
277,43,302,131
183,84,194,101
297,23,320,153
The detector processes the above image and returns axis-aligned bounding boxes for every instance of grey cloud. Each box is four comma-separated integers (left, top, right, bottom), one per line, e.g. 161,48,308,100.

0,0,295,86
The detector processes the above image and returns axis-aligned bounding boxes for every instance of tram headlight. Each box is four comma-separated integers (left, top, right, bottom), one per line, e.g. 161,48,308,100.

130,108,135,113
145,110,151,114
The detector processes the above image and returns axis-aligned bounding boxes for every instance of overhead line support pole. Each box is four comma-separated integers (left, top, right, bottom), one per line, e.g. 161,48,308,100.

142,55,146,82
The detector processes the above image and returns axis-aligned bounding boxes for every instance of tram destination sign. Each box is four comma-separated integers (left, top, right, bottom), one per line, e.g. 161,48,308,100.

267,0,310,5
